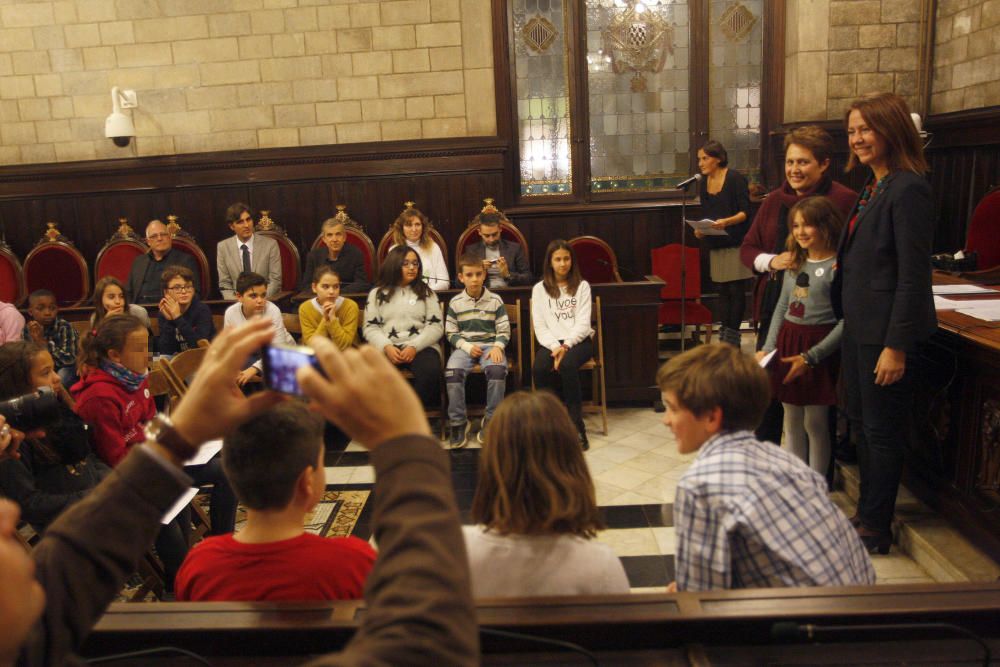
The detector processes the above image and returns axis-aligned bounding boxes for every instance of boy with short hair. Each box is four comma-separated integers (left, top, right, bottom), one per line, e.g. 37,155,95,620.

22,289,79,386
176,401,376,601
658,344,875,591
445,254,510,447
222,272,295,386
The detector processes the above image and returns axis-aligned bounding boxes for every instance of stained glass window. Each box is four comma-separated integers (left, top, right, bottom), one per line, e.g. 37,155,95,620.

708,0,762,185
513,0,573,196
585,0,691,193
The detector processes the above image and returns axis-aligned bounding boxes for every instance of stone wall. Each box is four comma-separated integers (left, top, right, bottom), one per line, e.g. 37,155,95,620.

0,0,496,165
931,0,1000,113
824,0,924,119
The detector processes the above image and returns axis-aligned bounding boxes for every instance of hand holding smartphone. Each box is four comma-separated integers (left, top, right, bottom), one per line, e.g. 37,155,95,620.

262,343,326,396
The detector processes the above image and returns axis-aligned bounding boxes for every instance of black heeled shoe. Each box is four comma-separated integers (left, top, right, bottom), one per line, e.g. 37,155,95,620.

856,526,891,555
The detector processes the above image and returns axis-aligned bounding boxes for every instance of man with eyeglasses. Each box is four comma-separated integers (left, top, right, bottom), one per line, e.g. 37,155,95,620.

464,211,532,289
126,219,202,304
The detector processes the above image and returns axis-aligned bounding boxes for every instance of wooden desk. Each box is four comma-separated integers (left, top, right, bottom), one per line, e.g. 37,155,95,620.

908,273,1000,561
82,583,1000,663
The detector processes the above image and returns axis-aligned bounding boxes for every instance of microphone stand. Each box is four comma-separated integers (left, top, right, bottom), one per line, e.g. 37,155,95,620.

678,176,699,352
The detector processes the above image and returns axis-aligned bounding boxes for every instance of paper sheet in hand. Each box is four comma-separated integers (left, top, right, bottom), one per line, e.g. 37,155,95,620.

686,218,729,236
184,439,222,467
162,487,198,525
758,349,776,368
932,284,997,295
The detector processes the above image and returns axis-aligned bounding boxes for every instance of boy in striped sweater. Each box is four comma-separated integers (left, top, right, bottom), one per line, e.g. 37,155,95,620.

445,254,511,448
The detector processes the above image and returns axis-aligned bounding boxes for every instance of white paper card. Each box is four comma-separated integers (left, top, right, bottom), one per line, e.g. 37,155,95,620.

932,284,997,295
184,439,222,467
161,487,198,525
685,218,729,236
758,349,777,368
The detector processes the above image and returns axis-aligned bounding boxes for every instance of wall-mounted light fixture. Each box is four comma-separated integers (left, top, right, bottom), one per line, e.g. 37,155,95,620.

105,87,137,147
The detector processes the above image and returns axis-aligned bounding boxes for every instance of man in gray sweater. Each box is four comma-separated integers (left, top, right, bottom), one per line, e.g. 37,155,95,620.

0,319,477,667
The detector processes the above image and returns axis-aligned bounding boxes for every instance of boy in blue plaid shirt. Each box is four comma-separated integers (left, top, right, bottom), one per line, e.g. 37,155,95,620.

23,290,79,387
444,254,510,448
657,344,875,591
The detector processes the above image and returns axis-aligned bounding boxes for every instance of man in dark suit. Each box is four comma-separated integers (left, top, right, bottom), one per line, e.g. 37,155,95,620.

464,212,531,288
299,217,371,294
126,219,202,304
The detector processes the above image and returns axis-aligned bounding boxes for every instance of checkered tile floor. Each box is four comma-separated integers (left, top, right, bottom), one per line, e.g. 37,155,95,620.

324,407,935,592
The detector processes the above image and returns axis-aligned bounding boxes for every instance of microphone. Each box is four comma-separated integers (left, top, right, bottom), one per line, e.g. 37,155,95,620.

771,621,991,666
676,173,702,189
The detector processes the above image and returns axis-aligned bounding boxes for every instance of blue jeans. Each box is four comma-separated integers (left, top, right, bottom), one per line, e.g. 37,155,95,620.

445,346,507,425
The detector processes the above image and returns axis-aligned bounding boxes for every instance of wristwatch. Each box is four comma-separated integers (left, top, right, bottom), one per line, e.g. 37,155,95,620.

144,413,199,461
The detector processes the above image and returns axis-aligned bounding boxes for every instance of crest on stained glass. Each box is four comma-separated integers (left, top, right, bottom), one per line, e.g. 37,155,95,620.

602,2,675,92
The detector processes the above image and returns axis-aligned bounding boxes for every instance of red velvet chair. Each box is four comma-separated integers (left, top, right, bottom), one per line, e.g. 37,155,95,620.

255,210,301,293
568,236,623,283
311,205,377,283
455,198,529,270
165,215,212,298
23,222,90,306
651,244,714,344
965,186,1000,271
0,237,25,306
95,218,148,284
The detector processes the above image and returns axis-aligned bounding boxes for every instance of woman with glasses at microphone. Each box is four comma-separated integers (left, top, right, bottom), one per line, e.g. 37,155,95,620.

156,265,215,356
0,341,109,533
693,140,752,348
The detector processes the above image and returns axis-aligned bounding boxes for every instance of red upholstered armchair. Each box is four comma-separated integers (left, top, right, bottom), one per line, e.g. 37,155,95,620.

0,236,25,305
455,198,529,270
568,236,623,283
95,218,148,284
651,244,714,343
965,186,1000,272
311,205,377,283
23,222,90,306
255,210,301,292
165,215,211,298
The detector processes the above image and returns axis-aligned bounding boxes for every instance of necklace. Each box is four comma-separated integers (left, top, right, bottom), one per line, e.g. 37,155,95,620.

854,175,889,218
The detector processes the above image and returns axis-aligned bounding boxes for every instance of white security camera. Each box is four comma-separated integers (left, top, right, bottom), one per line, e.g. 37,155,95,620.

105,87,136,148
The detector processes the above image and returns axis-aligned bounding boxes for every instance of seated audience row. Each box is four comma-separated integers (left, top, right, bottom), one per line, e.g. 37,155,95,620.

121,199,534,305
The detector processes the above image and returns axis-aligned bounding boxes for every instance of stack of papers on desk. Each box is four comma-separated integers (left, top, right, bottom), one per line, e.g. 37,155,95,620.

952,299,1000,321
932,284,998,295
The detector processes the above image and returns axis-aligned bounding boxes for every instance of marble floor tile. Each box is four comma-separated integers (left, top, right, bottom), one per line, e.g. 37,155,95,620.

630,476,679,504
872,554,933,581
607,490,668,506
325,467,354,484
595,527,659,556
586,443,645,464
622,452,688,475
651,526,676,555
594,464,658,492
613,431,668,452
595,480,628,505
582,454,621,477
350,466,376,484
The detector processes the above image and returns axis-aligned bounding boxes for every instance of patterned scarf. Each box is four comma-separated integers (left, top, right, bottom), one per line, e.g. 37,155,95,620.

98,359,147,393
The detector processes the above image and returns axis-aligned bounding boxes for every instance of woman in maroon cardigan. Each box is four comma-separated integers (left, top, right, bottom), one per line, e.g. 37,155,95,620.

740,125,856,444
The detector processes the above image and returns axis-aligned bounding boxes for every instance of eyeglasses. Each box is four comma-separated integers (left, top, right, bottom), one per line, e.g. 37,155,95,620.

147,233,169,240
402,260,420,268
167,285,194,293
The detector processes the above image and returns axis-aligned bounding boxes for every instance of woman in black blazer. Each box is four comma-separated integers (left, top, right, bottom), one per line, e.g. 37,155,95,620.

832,92,936,554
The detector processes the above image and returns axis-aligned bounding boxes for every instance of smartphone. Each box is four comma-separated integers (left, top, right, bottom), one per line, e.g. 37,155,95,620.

261,343,325,396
